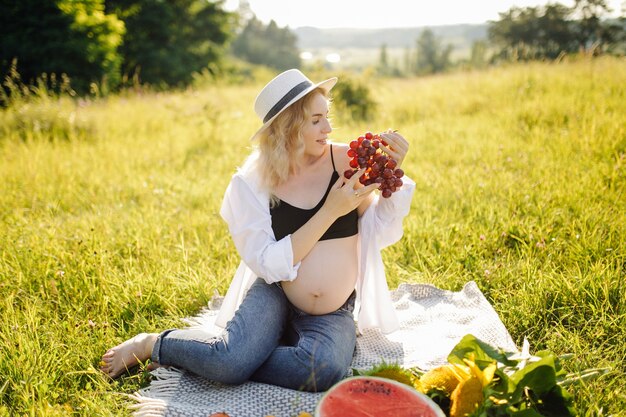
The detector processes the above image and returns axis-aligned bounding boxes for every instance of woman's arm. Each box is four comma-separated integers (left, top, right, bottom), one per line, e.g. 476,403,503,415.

220,174,300,283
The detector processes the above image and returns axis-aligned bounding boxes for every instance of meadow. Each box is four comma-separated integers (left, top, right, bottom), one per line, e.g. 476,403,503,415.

0,56,624,416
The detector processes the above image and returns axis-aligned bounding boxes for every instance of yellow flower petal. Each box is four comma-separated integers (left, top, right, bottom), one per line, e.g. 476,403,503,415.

450,375,484,417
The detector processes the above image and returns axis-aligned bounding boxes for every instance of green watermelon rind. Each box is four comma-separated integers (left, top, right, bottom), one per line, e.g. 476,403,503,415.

315,375,446,417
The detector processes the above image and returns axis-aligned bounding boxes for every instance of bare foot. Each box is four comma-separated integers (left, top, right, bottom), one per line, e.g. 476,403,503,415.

100,333,158,378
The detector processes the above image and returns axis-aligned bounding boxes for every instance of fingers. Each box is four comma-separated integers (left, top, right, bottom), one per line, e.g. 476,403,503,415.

380,130,408,154
353,182,380,198
335,167,366,189
379,129,409,166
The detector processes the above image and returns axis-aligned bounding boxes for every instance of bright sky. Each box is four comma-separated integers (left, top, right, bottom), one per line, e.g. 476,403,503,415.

223,0,624,28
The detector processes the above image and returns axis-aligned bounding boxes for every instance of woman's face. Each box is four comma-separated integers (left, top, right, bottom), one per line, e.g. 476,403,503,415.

301,92,332,158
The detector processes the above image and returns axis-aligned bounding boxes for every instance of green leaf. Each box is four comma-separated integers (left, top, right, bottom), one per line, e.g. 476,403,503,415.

488,368,516,396
535,350,566,377
537,384,575,417
509,355,557,398
448,334,517,368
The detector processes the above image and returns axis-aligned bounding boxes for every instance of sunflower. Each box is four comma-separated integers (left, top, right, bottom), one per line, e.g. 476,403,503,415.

448,357,497,417
420,364,470,395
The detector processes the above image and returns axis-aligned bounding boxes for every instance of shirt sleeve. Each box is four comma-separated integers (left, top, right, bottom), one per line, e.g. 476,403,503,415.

219,174,300,284
367,175,416,248
355,175,415,334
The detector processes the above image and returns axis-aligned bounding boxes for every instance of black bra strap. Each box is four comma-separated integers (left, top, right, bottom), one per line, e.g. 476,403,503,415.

330,143,336,172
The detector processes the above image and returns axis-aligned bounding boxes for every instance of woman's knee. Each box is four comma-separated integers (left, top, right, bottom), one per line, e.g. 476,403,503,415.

302,349,352,392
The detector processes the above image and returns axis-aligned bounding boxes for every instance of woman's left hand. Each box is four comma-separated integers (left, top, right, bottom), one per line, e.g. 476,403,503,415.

379,129,409,168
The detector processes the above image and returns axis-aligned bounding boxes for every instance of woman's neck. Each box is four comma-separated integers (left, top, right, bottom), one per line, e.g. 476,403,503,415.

298,145,329,170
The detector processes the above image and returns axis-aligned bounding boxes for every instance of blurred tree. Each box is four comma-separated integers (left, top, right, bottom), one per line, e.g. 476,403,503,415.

489,1,622,60
469,40,488,68
539,3,578,57
489,7,544,60
414,29,452,75
403,46,413,75
377,43,389,76
572,0,621,52
330,74,376,122
0,0,124,93
230,17,300,70
105,0,233,87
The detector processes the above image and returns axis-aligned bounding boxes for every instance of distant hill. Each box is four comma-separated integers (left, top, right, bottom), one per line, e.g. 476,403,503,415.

293,24,489,68
294,24,488,50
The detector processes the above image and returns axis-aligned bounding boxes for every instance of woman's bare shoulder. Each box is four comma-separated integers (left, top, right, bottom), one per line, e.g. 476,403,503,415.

331,142,351,172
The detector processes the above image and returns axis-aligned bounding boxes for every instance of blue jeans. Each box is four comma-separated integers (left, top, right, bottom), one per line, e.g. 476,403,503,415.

151,278,357,392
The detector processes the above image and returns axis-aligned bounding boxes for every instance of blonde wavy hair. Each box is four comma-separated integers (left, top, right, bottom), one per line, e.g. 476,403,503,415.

254,87,329,206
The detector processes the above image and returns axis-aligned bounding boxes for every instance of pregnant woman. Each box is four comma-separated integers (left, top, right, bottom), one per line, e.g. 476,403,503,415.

101,69,415,392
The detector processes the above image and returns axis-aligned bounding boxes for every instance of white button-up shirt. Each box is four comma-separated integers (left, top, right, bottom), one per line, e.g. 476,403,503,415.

217,152,415,334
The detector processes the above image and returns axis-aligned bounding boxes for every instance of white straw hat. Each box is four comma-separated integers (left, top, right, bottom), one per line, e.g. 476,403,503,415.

252,69,337,139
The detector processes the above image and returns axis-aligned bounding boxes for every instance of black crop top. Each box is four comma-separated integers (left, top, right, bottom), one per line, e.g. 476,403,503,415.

270,145,359,241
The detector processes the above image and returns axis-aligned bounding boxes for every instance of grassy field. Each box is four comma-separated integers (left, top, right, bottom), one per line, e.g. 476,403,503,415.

0,56,624,416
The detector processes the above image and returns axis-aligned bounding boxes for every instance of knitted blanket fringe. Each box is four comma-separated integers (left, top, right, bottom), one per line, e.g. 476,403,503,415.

130,368,183,417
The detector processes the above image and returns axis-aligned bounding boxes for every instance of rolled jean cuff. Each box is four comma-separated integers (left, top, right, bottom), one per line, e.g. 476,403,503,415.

151,329,176,364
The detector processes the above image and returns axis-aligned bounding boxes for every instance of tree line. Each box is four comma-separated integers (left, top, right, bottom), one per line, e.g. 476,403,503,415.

1,0,236,94
377,0,624,76
0,0,298,96
1,0,623,97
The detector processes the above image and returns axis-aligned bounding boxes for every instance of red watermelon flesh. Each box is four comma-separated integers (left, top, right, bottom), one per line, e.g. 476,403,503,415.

315,376,446,417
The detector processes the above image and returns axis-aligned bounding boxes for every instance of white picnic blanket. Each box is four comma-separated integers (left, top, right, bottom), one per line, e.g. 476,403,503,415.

131,281,518,417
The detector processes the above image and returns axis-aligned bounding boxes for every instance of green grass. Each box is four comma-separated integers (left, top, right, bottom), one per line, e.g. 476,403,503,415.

1,56,624,416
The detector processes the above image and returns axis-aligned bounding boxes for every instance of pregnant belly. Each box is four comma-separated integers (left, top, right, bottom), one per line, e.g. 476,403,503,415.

282,235,358,315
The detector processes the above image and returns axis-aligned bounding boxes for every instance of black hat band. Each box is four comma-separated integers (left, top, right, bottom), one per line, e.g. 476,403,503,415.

263,80,313,123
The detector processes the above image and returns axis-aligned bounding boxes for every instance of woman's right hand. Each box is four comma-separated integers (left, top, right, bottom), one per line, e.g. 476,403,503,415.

323,168,379,218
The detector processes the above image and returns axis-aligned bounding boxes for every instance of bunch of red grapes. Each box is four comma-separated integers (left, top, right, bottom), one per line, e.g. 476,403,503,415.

344,131,404,198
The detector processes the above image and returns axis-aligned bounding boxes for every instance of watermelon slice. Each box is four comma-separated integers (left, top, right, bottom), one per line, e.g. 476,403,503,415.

315,376,446,417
